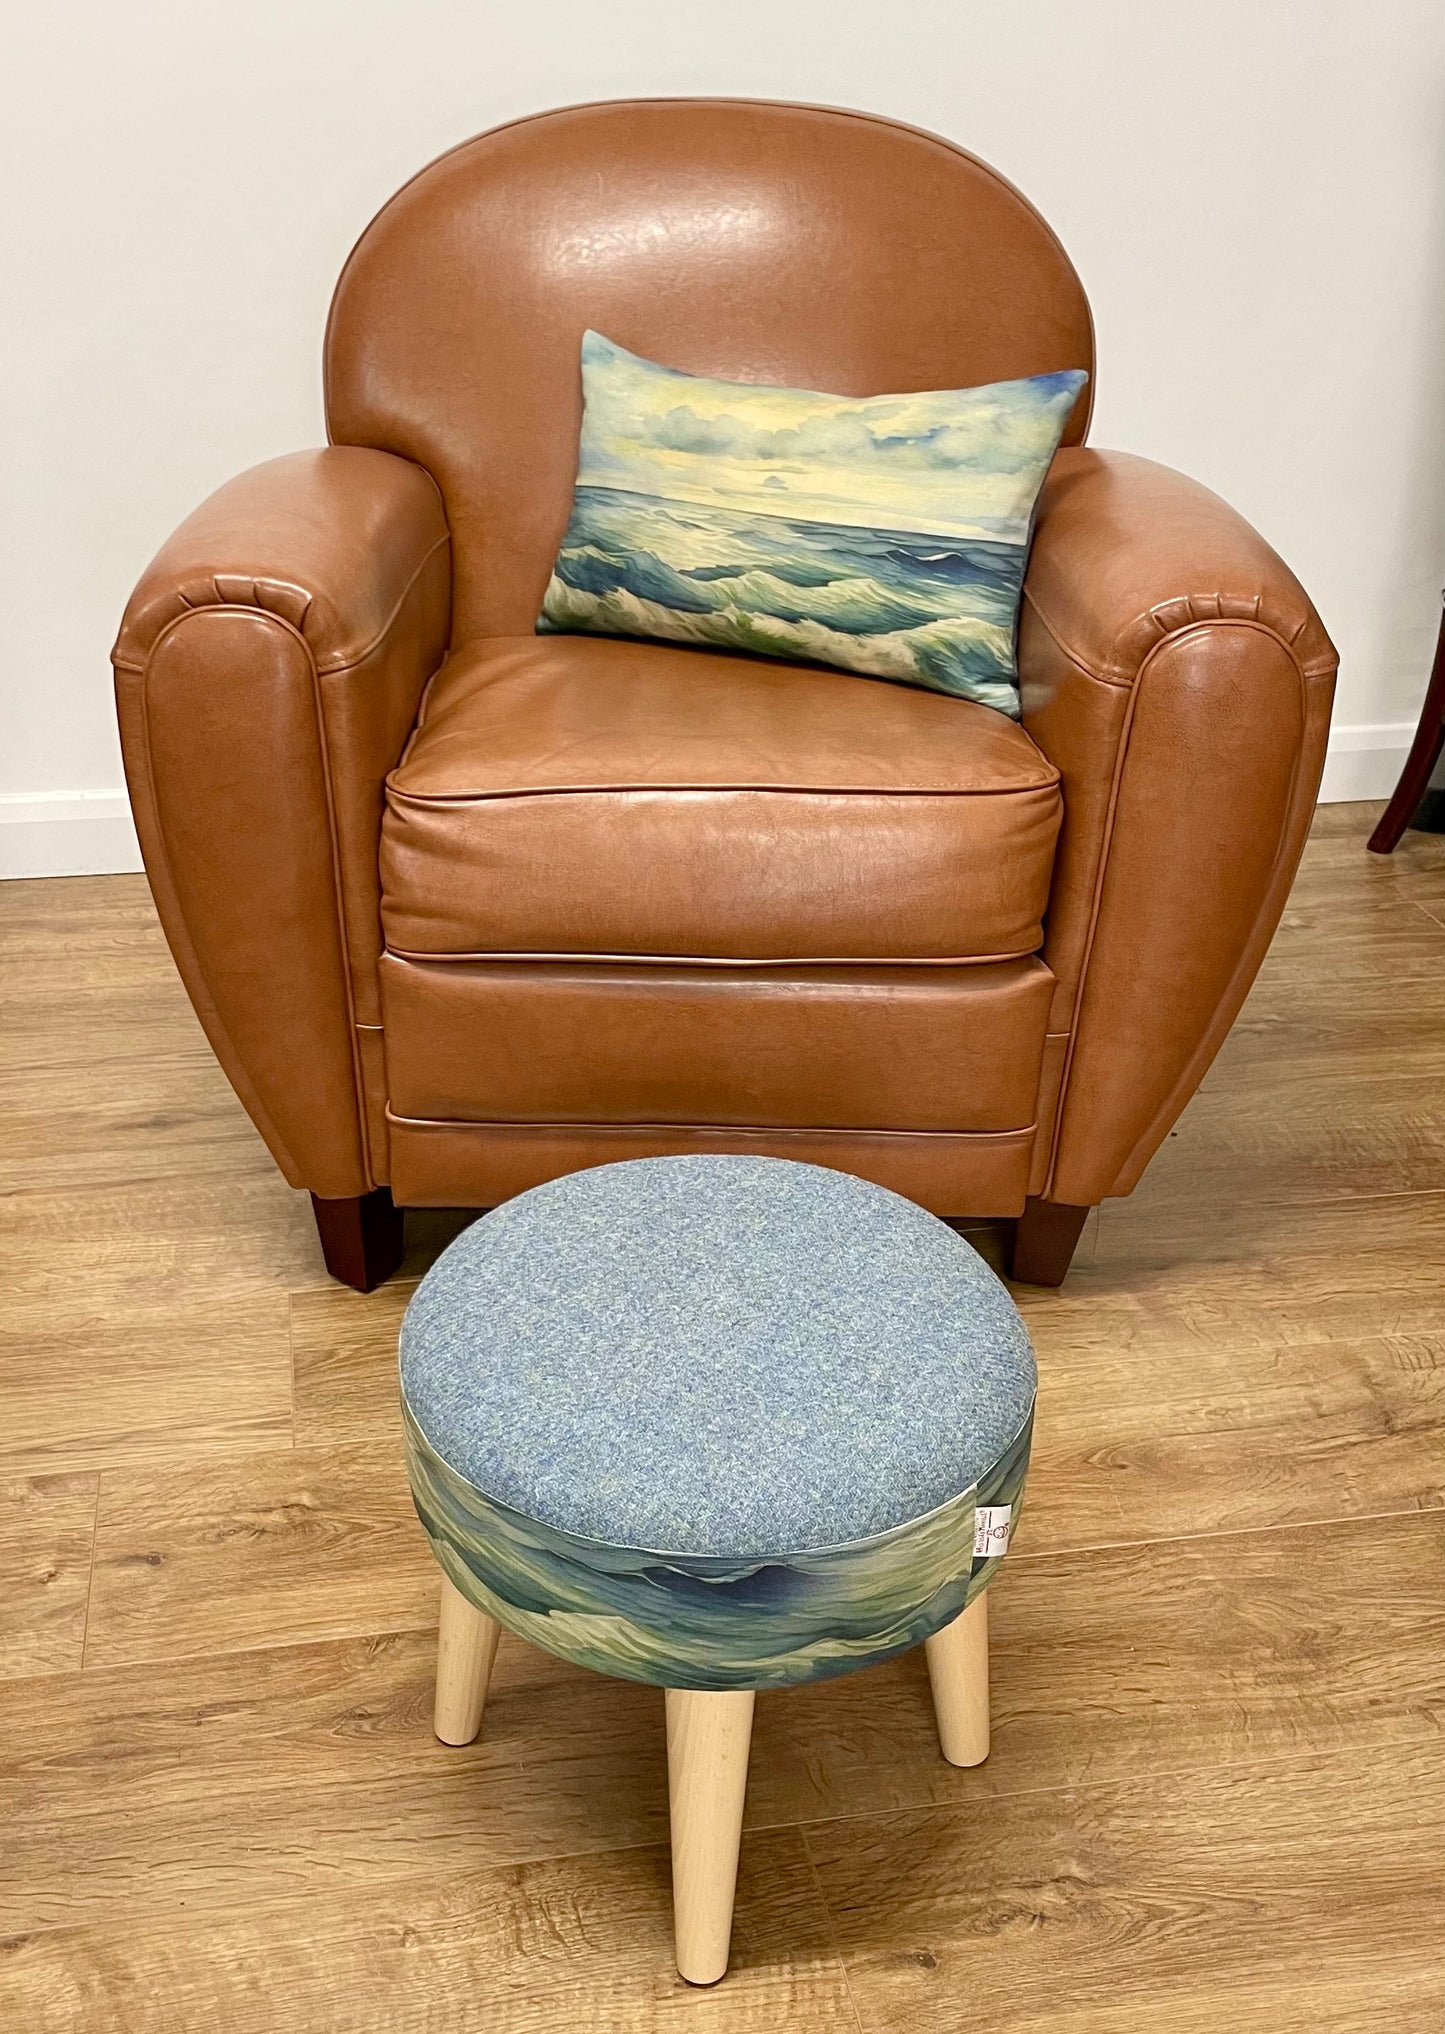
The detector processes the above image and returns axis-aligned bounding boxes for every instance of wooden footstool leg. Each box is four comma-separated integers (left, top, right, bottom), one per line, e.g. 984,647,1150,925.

925,1592,990,1767
433,1573,501,1745
665,1688,755,1985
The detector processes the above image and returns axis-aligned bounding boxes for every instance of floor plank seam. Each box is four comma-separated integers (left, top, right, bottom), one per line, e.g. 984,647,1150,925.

1105,1178,1445,1225
1007,1493,1445,1566
80,1611,445,1678
0,1165,292,1203
77,1475,101,1674
66,1725,1396,1908
738,1727,1438,1843
2,1725,1432,1923
36,1485,1445,1683
287,1295,298,1457
798,1821,869,2034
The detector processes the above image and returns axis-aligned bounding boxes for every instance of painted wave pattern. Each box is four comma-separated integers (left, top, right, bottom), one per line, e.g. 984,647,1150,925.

539,486,1027,718
404,1396,1032,1691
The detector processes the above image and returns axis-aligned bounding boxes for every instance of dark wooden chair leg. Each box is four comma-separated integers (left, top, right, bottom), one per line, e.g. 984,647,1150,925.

1011,1197,1091,1287
1368,603,1445,854
311,1187,405,1292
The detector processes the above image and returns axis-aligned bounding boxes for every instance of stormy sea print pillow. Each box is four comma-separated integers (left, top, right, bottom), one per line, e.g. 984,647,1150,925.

538,331,1087,717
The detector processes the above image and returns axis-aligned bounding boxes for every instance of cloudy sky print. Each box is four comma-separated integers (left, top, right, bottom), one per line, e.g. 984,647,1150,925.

540,331,1087,714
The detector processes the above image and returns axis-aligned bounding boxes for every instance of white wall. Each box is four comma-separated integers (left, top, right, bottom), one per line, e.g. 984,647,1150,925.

4,0,1444,874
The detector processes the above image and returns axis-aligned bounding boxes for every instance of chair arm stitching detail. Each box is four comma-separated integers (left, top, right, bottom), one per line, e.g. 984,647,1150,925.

135,633,304,1177
1022,583,1333,688
1038,616,1318,1199
141,602,377,1186
303,621,379,1188
1110,658,1320,1191
318,530,451,673
1037,648,1144,1196
112,529,450,677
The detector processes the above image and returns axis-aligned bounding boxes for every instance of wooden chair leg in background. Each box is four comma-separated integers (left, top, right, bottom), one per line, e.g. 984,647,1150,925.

665,1688,755,1986
311,1186,405,1293
925,1592,990,1767
433,1573,501,1745
1011,1196,1091,1287
1369,600,1445,855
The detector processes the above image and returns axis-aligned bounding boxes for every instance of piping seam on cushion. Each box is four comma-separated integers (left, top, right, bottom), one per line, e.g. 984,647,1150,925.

383,1109,1038,1141
382,776,1062,803
379,945,1046,969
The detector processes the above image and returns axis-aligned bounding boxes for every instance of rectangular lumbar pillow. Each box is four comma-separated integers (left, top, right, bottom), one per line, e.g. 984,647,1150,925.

538,331,1086,717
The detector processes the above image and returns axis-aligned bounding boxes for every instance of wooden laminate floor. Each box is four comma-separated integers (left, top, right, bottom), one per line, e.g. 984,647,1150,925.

1,801,1443,2032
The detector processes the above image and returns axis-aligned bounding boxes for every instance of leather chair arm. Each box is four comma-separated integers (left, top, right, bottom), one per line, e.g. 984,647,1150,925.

113,448,449,675
113,449,451,1196
1018,448,1337,1206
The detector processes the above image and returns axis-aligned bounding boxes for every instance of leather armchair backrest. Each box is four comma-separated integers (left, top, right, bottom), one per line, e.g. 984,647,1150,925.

325,99,1094,643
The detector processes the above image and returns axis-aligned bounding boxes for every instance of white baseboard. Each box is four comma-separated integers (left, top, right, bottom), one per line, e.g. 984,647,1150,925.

0,723,1423,879
0,791,143,879
1317,722,1415,803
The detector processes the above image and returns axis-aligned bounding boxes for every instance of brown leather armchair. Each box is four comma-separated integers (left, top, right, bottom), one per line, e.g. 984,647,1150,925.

112,101,1337,1292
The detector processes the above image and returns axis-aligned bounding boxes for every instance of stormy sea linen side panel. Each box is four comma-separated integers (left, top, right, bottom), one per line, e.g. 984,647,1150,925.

404,1395,1032,1691
539,331,1086,716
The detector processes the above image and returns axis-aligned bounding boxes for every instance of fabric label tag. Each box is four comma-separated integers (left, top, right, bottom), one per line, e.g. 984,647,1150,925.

973,1506,1012,1559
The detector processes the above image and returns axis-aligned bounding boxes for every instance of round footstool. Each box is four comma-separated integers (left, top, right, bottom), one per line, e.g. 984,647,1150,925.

400,1155,1035,1984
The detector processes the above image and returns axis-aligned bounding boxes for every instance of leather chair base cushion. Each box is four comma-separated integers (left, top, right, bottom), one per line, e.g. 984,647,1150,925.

380,635,1062,962
386,1116,1036,1218
379,954,1054,1132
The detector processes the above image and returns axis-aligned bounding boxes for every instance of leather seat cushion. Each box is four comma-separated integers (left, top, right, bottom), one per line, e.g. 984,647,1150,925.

380,955,1054,1131
381,635,1061,963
